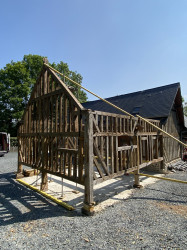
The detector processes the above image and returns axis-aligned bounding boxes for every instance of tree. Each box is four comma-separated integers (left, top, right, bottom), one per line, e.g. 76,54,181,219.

0,55,87,136
0,61,32,136
51,61,87,103
182,97,187,117
184,102,187,116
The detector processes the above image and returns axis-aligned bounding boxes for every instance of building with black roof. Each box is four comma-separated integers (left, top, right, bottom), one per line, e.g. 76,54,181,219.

83,82,187,163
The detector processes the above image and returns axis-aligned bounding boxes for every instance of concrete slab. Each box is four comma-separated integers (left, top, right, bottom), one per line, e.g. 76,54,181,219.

19,171,165,213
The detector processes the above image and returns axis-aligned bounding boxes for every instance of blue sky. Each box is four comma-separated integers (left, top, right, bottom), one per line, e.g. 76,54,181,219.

1,0,187,101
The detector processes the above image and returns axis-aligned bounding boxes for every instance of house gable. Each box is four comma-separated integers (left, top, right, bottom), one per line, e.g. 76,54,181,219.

19,62,84,134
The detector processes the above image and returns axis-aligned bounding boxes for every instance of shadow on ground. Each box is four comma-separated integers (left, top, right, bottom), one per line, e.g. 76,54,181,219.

0,172,78,227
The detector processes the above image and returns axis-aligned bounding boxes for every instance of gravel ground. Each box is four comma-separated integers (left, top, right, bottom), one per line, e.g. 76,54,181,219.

0,152,187,249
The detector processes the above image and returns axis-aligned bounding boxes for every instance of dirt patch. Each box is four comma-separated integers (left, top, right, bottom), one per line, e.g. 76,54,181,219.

155,201,187,218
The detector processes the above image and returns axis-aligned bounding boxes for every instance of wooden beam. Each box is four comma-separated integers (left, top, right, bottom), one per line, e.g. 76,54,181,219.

82,110,94,215
46,66,84,110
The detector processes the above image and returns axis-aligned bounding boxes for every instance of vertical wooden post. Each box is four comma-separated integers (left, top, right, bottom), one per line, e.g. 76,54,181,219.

159,134,166,173
133,136,142,188
41,137,48,191
40,172,48,191
17,135,24,179
106,116,109,171
114,136,119,173
82,110,94,215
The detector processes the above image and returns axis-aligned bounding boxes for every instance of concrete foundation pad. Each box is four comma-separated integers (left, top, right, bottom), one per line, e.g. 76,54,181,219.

18,171,165,213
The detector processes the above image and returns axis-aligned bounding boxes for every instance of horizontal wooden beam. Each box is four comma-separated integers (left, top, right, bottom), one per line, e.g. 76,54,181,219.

92,110,135,119
18,162,84,185
58,148,78,153
46,66,84,110
93,132,134,137
31,88,65,102
137,132,158,136
118,145,137,151
18,132,84,137
93,157,163,185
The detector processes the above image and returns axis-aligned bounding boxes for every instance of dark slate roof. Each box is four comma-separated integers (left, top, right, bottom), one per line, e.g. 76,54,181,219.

82,82,181,119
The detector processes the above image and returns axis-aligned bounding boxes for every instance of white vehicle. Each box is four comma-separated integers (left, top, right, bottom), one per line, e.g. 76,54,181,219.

0,132,10,157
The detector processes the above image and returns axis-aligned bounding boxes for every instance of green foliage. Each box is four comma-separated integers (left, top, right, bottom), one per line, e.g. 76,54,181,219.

182,97,187,116
23,55,44,91
0,61,32,136
0,55,87,136
10,137,18,147
51,61,87,103
184,102,187,116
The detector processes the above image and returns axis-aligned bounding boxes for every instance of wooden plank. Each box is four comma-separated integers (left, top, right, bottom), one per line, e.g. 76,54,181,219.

19,132,83,137
123,150,126,170
150,135,153,161
93,170,97,180
19,161,84,185
40,171,48,191
119,118,122,133
63,95,67,132
84,111,94,205
55,95,58,132
50,137,54,172
58,148,78,153
78,137,84,181
93,132,133,137
46,67,84,110
106,116,108,132
119,151,122,171
93,158,105,179
68,153,72,177
59,94,63,132
55,137,59,172
44,69,47,95
73,108,79,132
92,110,131,119
67,137,76,149
100,115,103,158
118,145,138,151
106,136,109,172
155,137,159,159
114,136,119,173
110,136,114,174
115,116,118,133
139,136,142,164
93,140,110,176
51,78,55,92
32,88,65,102
50,96,53,133
93,115,100,133
69,99,73,132
46,98,49,132
73,153,78,179
41,100,45,132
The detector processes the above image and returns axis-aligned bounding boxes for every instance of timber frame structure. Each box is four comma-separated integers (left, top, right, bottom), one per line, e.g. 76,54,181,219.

18,60,165,214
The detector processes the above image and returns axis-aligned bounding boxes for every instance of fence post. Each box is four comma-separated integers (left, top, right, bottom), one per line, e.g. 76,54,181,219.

133,136,142,188
82,110,94,215
16,130,25,179
159,134,166,173
40,171,48,191
40,137,48,191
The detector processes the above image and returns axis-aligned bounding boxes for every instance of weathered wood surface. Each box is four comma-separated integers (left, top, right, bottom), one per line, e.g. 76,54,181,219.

18,65,86,184
18,62,164,197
